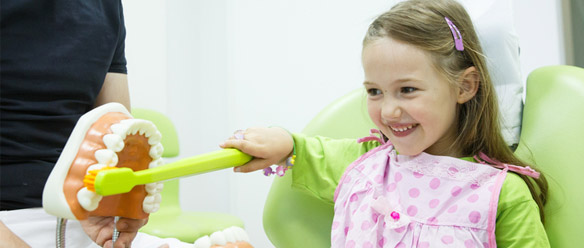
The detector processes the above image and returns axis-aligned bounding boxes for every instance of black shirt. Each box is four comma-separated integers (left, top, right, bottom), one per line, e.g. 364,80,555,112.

1,0,127,210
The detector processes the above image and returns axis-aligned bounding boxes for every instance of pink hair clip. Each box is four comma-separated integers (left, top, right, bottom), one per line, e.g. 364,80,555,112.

444,17,464,51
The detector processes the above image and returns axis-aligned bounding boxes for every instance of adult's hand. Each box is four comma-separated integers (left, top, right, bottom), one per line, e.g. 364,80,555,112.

80,216,147,248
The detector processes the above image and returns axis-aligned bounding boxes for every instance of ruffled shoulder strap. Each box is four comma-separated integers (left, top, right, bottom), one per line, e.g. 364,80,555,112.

357,129,391,145
474,152,541,179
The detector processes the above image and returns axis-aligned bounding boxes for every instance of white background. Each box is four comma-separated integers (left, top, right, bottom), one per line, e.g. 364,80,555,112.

123,0,568,247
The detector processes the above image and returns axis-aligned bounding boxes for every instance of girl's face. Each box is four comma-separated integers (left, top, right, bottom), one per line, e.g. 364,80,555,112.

362,37,462,157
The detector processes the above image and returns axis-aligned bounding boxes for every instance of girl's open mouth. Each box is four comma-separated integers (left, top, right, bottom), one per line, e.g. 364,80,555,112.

390,123,418,137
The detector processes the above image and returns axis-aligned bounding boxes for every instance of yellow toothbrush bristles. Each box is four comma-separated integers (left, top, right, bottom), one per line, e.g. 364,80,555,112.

84,166,118,192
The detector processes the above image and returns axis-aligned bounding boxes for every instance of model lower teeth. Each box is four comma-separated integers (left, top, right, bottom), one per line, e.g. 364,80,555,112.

193,226,251,248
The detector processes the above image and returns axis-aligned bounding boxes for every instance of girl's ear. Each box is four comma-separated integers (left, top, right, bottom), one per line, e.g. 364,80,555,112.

457,66,480,104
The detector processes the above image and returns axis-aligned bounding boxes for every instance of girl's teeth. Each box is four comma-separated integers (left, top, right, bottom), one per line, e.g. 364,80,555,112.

392,124,416,132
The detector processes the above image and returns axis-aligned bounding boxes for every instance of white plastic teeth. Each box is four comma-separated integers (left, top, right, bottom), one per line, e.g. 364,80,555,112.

193,226,251,248
145,182,164,194
149,143,164,160
95,149,118,166
194,236,212,248
391,123,417,132
210,231,227,245
76,118,165,212
77,188,102,211
87,163,107,172
103,134,124,152
109,119,163,155
142,193,162,213
149,158,164,168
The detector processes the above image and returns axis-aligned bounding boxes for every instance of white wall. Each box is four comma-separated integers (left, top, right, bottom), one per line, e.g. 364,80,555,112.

224,2,393,247
514,0,566,83
124,0,168,113
124,1,566,247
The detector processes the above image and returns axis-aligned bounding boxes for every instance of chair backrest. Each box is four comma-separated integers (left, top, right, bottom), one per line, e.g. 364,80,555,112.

262,65,584,247
262,89,375,247
514,65,584,247
131,108,181,212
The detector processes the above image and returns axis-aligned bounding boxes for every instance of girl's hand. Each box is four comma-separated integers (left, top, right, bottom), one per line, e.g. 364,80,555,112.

220,127,294,173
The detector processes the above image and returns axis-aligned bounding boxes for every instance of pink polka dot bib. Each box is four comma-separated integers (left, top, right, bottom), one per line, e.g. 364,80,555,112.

332,142,508,248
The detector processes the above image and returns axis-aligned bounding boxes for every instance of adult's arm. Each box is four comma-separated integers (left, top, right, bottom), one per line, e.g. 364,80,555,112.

0,221,31,248
94,72,131,111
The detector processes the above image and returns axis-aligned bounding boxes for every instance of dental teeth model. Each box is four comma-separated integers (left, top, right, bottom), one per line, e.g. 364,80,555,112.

43,103,163,220
193,226,253,248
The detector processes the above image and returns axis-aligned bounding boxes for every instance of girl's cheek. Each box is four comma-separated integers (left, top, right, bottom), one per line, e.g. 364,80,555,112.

367,104,380,123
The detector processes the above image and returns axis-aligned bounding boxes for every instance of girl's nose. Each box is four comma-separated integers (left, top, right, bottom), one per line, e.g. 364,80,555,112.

381,99,402,121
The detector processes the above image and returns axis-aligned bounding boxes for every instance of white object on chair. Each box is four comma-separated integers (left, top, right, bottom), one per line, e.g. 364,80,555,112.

462,0,524,146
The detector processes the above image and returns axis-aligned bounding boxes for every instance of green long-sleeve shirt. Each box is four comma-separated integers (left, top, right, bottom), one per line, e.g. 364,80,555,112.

290,133,550,247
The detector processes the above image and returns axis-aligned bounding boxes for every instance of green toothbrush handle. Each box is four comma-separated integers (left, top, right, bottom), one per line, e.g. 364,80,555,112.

94,148,252,196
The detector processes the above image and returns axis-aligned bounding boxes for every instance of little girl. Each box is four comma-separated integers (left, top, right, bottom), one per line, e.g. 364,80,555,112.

221,0,549,247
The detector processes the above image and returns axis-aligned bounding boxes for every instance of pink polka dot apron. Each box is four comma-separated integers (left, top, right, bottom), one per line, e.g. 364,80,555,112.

331,131,539,248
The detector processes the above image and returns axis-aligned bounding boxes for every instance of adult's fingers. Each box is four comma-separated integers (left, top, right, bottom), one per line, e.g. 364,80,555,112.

107,218,147,248
94,230,114,248
82,216,114,247
111,230,138,248
116,218,147,232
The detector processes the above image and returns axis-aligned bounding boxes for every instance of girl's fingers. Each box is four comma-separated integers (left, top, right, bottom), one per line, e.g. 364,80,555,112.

234,158,274,173
219,138,239,149
220,139,267,158
222,127,293,173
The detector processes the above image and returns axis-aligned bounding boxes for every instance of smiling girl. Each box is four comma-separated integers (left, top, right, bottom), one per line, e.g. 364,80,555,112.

221,0,549,247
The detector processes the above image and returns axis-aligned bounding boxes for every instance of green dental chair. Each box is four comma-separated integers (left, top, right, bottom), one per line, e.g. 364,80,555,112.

263,65,584,247
132,108,245,243
514,65,584,247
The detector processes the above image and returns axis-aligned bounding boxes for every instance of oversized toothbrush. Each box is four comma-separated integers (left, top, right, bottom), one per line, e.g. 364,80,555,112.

88,148,251,196
43,102,253,219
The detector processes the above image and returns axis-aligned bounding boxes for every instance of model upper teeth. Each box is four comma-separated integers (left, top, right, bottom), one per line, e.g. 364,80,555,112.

391,124,417,132
77,119,164,213
94,149,118,166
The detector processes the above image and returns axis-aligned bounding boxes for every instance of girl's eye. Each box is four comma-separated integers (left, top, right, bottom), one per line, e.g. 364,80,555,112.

400,87,417,93
367,88,382,96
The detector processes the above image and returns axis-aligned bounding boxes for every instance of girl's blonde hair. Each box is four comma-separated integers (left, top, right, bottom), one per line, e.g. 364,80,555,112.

363,0,548,222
